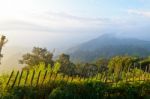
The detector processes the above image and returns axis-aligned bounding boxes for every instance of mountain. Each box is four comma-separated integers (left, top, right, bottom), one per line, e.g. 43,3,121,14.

67,34,150,62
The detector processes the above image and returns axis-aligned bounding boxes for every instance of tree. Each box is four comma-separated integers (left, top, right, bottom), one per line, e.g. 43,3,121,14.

82,63,98,77
57,53,75,75
0,35,8,64
95,58,109,73
74,63,98,77
19,47,54,67
108,55,136,80
108,56,136,72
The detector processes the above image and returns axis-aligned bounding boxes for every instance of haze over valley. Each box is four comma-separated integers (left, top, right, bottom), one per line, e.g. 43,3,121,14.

1,0,150,72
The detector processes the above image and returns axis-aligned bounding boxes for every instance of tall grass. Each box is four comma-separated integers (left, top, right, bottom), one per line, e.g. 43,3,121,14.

1,63,150,98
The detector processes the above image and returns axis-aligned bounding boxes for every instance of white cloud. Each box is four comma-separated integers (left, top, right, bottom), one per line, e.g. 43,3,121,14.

0,11,115,33
128,9,150,17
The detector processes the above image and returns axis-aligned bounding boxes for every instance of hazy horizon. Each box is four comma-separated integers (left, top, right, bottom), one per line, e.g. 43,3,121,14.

0,0,150,50
0,0,150,72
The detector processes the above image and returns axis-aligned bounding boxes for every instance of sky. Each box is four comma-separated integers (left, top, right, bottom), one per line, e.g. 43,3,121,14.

0,0,150,49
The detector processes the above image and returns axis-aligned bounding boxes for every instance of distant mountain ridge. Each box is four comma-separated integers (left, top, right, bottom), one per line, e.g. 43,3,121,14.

1,34,150,72
67,34,150,62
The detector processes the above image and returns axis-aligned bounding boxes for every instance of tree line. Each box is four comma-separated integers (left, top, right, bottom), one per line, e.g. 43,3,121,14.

19,47,150,79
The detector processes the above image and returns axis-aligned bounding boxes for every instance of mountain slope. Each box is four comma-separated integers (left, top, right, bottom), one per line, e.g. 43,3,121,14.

67,34,150,62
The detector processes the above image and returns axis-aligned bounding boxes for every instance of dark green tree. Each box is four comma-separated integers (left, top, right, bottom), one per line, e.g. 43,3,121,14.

74,63,98,77
19,47,54,67
57,53,75,75
95,58,109,73
83,63,98,77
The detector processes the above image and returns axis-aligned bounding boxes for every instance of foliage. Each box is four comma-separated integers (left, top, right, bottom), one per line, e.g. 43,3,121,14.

108,56,137,80
19,47,54,67
139,57,150,70
74,63,98,77
57,53,75,75
3,79,150,99
108,56,135,73
1,61,150,98
94,58,108,73
53,62,61,74
4,48,150,99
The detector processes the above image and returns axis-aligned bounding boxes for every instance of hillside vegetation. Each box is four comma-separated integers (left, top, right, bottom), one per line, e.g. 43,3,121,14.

67,34,150,62
0,46,150,98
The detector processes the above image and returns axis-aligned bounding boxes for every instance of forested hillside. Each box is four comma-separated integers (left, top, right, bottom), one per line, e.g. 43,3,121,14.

68,34,150,62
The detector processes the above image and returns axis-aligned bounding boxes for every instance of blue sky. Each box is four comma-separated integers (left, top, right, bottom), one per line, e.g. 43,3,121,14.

0,0,150,49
